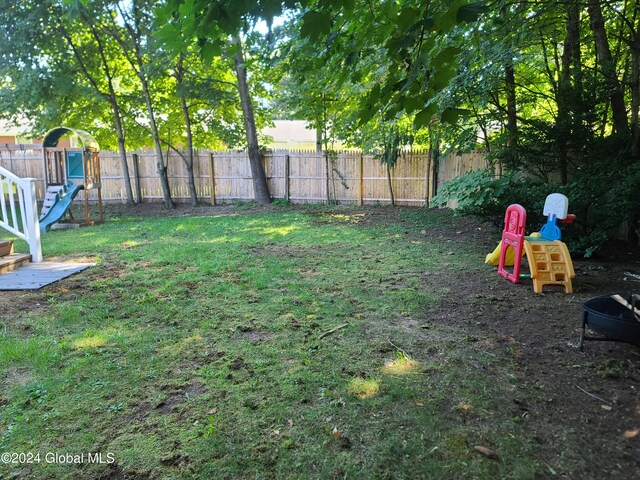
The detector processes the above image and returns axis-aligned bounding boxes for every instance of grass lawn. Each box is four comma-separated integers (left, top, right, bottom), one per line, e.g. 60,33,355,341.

0,206,579,478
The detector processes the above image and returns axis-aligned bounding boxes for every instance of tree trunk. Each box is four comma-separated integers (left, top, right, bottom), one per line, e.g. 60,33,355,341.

141,74,174,209
588,0,629,133
557,1,581,184
232,35,271,204
101,42,133,204
316,124,323,153
630,41,640,155
176,54,198,206
505,60,518,147
113,111,134,204
386,161,395,206
431,130,441,197
180,95,198,206
66,19,135,204
106,1,173,208
103,61,134,205
325,151,331,204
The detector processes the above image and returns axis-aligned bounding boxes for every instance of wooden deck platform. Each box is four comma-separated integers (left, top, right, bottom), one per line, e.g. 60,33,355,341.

0,253,32,274
0,262,94,290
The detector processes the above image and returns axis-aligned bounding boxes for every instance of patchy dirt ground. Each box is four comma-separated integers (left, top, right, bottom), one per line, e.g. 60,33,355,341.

270,203,640,477
355,207,640,478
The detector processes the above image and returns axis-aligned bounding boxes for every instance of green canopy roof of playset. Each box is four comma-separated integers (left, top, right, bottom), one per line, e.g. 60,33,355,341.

42,127,100,151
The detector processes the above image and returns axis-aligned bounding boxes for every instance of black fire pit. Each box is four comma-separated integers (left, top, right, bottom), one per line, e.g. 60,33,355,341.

580,295,640,350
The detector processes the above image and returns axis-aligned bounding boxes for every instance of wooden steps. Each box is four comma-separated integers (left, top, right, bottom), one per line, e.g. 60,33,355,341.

0,240,31,274
0,240,13,257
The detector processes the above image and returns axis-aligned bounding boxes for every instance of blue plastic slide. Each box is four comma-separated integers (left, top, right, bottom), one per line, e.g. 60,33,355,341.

39,185,84,233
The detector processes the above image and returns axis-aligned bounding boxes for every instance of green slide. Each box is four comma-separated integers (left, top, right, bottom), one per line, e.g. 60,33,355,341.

39,185,84,234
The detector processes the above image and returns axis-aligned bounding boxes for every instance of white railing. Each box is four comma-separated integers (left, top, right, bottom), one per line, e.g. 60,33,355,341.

0,165,42,262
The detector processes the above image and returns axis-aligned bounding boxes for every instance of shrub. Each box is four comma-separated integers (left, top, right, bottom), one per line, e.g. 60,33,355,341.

431,163,640,257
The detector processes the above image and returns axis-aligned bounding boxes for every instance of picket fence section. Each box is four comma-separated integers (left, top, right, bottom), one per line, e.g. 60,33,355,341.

0,148,490,207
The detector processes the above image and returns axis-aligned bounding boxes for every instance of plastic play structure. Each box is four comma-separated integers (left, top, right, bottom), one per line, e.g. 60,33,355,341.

39,127,103,233
0,127,103,267
486,193,576,293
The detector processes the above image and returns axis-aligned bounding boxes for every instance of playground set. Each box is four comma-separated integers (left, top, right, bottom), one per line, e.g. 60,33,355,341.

0,127,103,235
0,126,103,278
486,193,576,293
38,127,104,232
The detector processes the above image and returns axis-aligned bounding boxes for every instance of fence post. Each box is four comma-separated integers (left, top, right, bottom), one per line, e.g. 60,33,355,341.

23,178,42,262
425,150,431,207
358,153,364,206
132,153,142,203
284,154,290,201
209,152,216,206
262,151,270,198
324,151,330,204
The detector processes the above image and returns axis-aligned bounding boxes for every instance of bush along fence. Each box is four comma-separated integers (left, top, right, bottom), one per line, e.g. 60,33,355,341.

0,148,490,207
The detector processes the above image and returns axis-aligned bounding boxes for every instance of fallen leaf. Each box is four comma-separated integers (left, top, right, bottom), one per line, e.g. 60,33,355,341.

287,419,293,427
332,426,342,438
601,405,612,411
473,445,499,461
208,407,218,414
415,402,425,407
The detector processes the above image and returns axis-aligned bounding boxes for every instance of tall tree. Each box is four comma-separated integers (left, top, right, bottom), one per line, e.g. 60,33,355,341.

556,0,582,183
105,0,175,209
62,1,136,204
173,53,198,206
231,35,270,203
588,0,629,134
158,0,280,204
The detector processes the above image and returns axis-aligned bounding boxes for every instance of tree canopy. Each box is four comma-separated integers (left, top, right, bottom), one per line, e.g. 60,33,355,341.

0,0,639,246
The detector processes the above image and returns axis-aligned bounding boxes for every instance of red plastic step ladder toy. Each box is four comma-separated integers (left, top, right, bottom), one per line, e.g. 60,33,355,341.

498,204,527,283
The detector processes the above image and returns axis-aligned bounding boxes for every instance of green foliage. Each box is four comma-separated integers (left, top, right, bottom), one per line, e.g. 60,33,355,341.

562,159,640,256
202,415,218,441
365,123,415,167
300,11,332,41
431,169,510,218
431,156,640,257
267,0,488,148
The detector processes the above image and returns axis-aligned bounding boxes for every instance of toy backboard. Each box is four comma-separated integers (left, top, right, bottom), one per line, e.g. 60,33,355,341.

543,193,568,219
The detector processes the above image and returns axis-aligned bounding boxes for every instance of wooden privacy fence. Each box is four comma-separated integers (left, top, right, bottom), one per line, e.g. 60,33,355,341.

0,148,490,207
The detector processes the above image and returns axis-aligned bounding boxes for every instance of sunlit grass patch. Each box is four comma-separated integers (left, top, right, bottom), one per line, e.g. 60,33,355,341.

260,225,299,236
318,213,366,223
382,351,420,375
73,335,108,349
162,335,205,354
348,377,380,399
457,401,474,412
120,240,141,249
